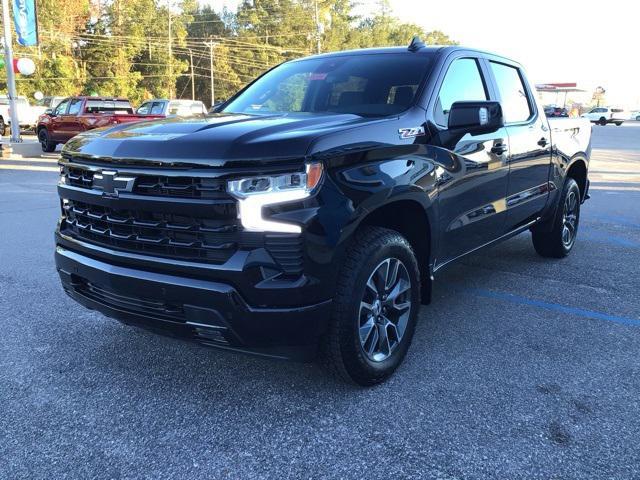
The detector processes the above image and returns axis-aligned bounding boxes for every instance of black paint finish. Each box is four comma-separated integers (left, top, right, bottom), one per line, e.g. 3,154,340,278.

54,46,591,359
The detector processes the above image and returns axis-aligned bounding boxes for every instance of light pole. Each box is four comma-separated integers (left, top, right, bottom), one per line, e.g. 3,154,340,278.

2,0,22,142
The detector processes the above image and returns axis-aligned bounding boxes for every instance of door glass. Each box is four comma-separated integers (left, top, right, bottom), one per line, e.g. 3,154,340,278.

54,100,70,115
150,102,164,114
489,62,532,123
137,102,150,114
67,99,83,115
435,58,487,126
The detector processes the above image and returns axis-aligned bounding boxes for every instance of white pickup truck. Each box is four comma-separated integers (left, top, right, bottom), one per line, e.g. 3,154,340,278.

581,107,626,126
0,96,41,135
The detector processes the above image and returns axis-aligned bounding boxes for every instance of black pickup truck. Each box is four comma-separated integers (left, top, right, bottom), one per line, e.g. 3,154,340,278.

55,39,591,385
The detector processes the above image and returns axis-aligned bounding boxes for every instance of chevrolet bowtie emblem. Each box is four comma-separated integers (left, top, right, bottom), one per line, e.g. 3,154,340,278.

93,170,135,197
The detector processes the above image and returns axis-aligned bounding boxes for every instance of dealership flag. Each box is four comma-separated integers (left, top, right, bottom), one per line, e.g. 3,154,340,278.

12,0,38,46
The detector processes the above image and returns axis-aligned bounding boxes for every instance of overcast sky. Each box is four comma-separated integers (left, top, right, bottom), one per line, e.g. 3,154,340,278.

205,0,638,107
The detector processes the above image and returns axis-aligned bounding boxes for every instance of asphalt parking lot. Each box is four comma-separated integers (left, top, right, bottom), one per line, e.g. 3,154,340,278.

1,125,639,479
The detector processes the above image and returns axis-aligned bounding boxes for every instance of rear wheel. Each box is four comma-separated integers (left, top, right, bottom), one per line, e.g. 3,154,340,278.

321,226,421,386
598,117,607,126
0,118,6,136
531,178,580,258
38,129,57,152
615,122,623,126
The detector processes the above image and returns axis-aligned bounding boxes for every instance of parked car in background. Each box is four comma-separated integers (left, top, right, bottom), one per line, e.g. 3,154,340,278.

54,42,592,385
544,106,569,117
36,96,163,152
629,110,640,121
0,95,41,134
32,95,66,117
136,99,207,117
581,106,626,125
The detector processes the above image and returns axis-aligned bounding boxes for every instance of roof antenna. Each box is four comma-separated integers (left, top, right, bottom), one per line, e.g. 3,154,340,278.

408,36,425,52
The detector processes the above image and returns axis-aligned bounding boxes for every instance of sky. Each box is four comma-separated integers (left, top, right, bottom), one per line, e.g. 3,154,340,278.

205,0,639,108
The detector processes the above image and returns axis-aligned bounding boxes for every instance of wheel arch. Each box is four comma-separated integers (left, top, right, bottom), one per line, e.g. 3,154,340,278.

357,198,433,304
566,157,588,201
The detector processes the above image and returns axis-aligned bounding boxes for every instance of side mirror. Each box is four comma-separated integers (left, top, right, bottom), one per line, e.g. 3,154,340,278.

448,101,504,135
45,108,54,115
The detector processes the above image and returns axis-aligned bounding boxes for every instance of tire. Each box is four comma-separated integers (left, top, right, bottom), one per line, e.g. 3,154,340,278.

615,122,623,126
321,226,421,386
598,117,607,126
0,117,5,136
531,178,581,258
38,129,57,153
636,115,640,121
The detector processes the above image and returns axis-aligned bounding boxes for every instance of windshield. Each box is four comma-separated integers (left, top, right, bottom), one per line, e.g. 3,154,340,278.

223,53,432,117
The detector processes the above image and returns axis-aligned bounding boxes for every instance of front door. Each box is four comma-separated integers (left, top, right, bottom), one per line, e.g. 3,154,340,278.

430,57,510,266
48,98,70,142
487,61,552,230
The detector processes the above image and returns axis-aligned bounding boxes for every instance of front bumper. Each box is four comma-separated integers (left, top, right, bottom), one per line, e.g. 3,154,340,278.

56,246,331,361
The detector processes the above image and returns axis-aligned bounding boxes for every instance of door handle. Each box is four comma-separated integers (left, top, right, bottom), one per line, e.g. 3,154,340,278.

491,143,508,155
537,137,548,147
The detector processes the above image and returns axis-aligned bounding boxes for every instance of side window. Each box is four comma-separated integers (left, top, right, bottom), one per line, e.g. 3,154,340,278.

435,58,487,126
67,99,83,115
489,62,533,123
137,102,150,114
54,99,70,115
150,102,165,114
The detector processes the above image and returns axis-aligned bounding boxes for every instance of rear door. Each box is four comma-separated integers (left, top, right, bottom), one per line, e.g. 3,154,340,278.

429,56,510,265
487,60,552,231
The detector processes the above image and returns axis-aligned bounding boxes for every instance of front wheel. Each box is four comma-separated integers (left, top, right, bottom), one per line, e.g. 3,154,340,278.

598,117,607,126
531,178,581,258
321,226,421,386
38,129,57,152
615,122,623,126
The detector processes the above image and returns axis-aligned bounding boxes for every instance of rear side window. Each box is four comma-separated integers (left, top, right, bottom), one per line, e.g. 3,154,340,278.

489,62,532,123
85,100,134,114
435,58,487,126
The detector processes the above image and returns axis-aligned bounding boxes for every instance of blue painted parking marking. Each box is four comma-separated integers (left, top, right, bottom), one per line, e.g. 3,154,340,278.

471,288,640,328
580,227,639,248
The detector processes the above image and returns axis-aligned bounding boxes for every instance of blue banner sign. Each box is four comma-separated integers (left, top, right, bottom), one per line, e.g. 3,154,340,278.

13,0,38,46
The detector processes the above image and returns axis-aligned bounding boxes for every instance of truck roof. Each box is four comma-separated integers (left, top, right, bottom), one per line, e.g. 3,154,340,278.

292,44,519,67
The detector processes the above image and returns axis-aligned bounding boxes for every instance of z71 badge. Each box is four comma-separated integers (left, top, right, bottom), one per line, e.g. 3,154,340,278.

398,126,425,139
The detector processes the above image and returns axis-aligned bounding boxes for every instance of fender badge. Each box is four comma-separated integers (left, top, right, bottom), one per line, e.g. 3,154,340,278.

398,126,425,139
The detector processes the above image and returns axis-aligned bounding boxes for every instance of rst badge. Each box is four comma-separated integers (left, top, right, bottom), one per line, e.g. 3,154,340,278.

398,126,425,139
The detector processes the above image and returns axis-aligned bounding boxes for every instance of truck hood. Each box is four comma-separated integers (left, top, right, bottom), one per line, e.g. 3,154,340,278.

63,112,389,167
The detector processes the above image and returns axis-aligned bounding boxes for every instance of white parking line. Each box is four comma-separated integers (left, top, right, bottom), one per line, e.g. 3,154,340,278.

0,164,58,172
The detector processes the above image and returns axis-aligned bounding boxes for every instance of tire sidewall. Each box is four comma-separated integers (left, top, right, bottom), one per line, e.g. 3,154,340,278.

338,235,421,382
557,178,581,255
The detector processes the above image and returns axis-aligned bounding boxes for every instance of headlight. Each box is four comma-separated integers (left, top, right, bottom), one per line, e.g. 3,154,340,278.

227,162,323,233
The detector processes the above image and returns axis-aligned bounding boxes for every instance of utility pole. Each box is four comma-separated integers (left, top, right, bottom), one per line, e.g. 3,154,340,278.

188,49,195,101
2,0,22,142
314,0,321,54
204,40,217,107
168,10,173,98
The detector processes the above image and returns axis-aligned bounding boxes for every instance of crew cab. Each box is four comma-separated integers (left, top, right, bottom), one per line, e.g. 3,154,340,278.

54,40,591,385
37,97,163,152
581,106,626,126
136,99,207,117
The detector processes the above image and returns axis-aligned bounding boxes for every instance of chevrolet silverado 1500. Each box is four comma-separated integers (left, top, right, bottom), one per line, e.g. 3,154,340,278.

55,39,591,385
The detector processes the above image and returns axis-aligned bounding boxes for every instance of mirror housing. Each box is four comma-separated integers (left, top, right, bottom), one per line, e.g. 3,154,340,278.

448,101,504,135
45,108,54,115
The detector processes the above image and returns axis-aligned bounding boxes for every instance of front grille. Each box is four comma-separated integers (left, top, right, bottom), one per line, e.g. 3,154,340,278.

73,280,186,322
134,175,227,199
62,199,245,263
61,165,227,200
59,163,304,272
